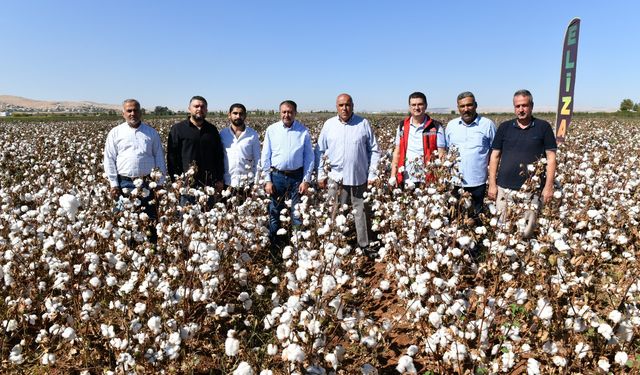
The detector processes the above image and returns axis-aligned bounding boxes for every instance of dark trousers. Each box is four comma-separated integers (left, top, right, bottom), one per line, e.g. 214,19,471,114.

453,184,487,218
117,176,158,243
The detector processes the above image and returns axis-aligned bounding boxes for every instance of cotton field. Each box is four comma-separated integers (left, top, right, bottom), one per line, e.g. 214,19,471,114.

0,115,639,374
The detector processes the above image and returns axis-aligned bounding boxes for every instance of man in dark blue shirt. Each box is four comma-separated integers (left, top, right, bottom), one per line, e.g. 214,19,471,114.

488,90,557,235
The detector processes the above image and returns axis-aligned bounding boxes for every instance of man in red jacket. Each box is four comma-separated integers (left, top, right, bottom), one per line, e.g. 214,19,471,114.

390,92,446,188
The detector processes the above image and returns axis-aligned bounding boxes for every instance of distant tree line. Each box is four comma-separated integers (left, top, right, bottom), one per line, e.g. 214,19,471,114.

620,98,640,112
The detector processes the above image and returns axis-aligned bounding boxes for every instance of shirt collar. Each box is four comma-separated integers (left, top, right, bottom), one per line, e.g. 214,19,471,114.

459,115,480,127
511,117,536,129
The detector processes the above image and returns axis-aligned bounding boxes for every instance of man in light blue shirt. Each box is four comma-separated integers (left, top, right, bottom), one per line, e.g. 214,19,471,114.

445,91,496,217
261,100,314,260
316,93,380,255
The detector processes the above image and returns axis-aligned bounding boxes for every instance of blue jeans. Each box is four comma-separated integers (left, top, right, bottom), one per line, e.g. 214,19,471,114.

268,170,303,246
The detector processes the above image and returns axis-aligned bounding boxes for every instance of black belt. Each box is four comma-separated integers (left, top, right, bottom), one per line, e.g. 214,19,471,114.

117,174,149,182
271,167,303,177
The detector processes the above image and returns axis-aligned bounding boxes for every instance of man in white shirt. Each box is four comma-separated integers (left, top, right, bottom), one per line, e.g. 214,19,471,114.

103,99,166,242
220,103,261,192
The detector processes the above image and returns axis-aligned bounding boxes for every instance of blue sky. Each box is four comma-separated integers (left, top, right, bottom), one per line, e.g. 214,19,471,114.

0,1,636,112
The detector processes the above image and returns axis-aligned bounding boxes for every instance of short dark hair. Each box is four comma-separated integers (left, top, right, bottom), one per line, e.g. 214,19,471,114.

279,100,297,112
122,99,141,109
229,103,246,113
190,95,208,107
457,91,477,105
513,89,533,105
408,92,427,105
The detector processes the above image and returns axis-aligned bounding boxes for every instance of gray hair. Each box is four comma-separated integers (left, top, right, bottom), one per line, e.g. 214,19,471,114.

122,99,141,109
513,89,534,105
457,91,476,103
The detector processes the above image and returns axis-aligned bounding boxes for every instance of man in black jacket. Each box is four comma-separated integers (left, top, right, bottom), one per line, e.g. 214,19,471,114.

167,96,224,207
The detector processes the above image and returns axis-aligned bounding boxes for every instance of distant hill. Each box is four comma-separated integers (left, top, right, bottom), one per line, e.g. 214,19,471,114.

0,95,120,113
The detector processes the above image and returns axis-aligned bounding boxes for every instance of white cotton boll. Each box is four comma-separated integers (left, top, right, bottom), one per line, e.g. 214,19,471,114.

105,275,117,287
396,355,416,374
325,353,339,370
41,352,56,365
4,319,18,332
361,364,378,375
335,214,347,226
282,246,292,260
553,190,562,199
134,303,146,315
282,343,305,363
267,343,278,356
9,344,24,364
457,236,471,247
552,356,567,367
255,285,265,295
322,275,337,295
276,228,287,235
407,345,419,357
501,273,513,282
372,288,383,300
615,351,628,366
147,316,162,334
59,194,80,219
259,371,273,375
450,247,463,257
534,298,553,321
61,327,76,341
81,289,93,302
233,362,254,375
527,358,540,374
430,218,442,230
574,342,590,359
598,323,613,340
608,310,622,324
429,311,442,328
225,336,240,357
379,280,390,291
597,358,610,372
276,324,291,341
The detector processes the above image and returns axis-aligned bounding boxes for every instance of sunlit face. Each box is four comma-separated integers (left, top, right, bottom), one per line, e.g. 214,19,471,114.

336,94,353,122
280,103,296,127
122,101,141,127
409,98,426,119
513,95,533,123
457,96,478,124
189,99,208,121
228,107,246,127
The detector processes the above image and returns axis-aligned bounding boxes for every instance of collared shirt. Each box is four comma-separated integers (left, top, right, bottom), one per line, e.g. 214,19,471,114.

220,125,261,187
445,115,496,187
491,117,557,190
167,118,225,187
394,117,446,182
261,120,314,183
103,122,167,188
316,114,381,186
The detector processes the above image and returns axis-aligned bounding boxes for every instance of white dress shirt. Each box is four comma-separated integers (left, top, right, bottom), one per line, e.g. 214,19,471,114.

103,122,166,187
220,125,261,186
